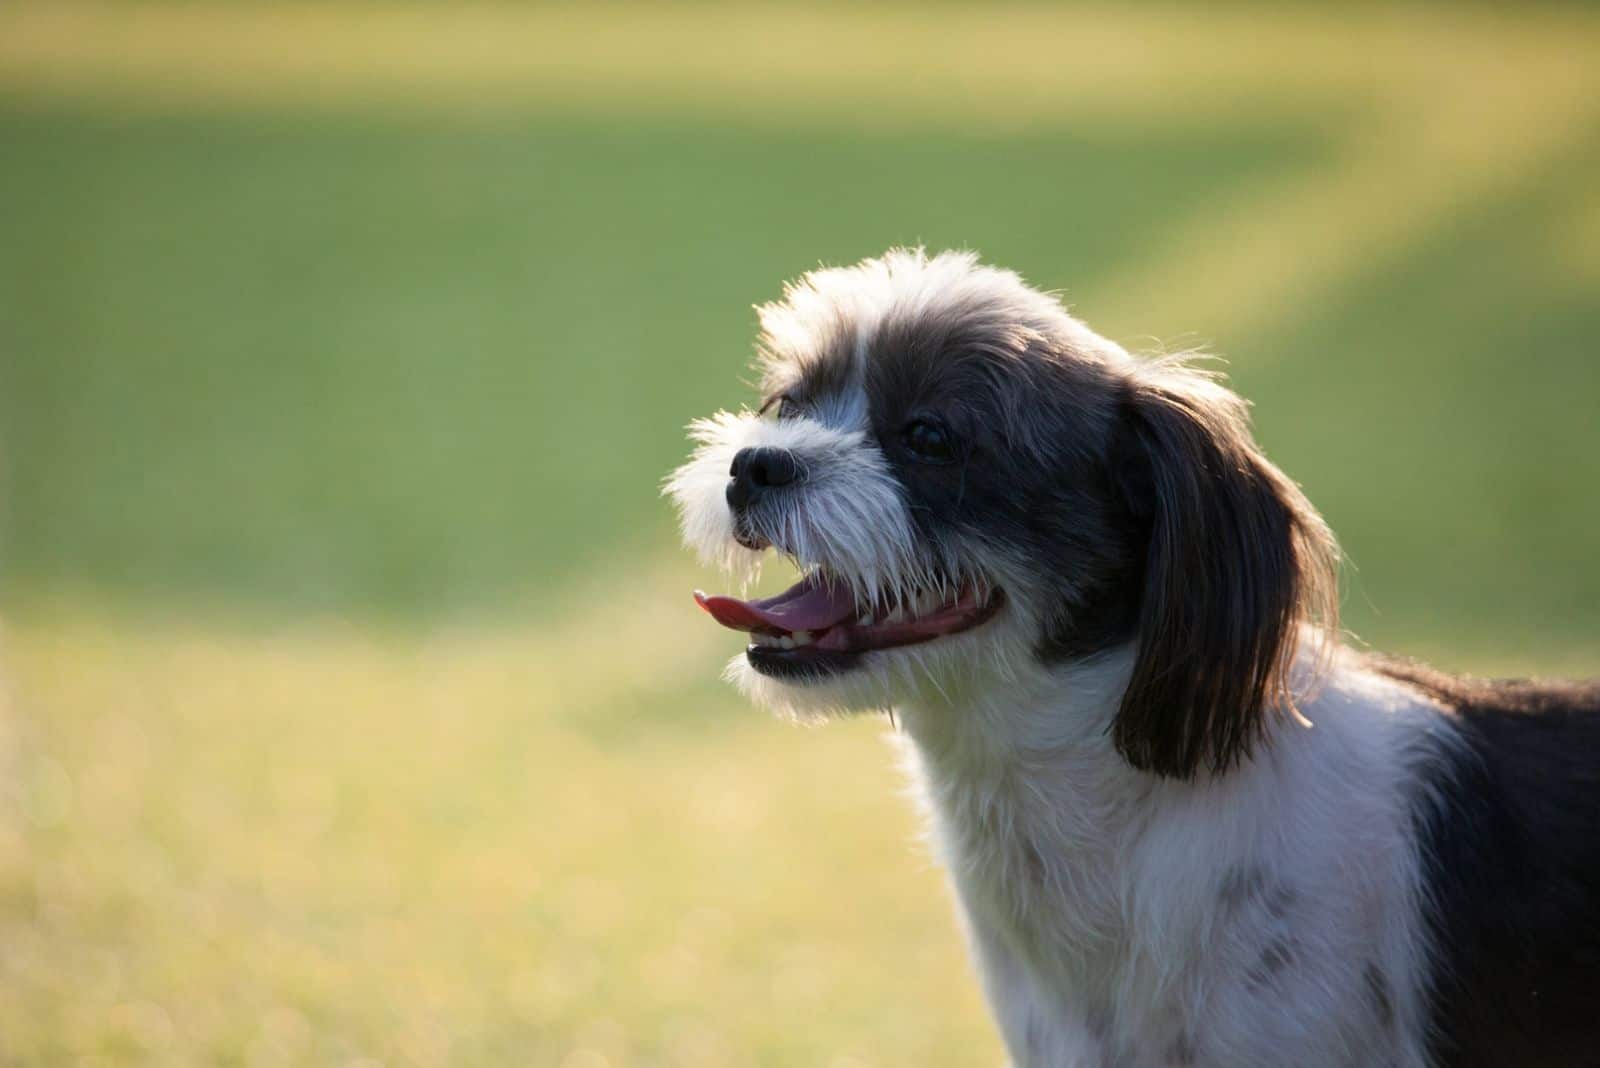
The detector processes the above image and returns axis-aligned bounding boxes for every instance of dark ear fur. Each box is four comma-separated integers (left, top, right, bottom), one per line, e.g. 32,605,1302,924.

1111,363,1338,779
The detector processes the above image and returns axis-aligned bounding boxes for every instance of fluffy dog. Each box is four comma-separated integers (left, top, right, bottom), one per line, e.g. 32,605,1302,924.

665,249,1600,1068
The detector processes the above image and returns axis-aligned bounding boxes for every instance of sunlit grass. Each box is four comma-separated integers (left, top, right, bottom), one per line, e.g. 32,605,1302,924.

5,561,1594,1065
0,586,998,1066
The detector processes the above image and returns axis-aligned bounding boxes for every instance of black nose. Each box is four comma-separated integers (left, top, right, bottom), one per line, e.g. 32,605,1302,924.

727,447,800,511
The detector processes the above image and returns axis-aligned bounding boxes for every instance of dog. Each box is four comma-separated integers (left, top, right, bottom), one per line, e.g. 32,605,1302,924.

664,249,1600,1067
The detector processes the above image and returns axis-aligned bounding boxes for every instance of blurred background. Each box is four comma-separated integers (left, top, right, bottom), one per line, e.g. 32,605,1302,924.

1,2,1597,1064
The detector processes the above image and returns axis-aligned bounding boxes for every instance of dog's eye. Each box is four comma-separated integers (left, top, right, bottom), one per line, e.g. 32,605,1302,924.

902,419,957,463
763,394,800,421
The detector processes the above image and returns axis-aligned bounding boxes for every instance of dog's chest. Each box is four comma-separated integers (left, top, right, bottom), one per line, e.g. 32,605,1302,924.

896,687,1435,1068
923,769,1199,1063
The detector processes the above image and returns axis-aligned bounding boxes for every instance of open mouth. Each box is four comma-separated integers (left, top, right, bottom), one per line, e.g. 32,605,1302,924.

693,571,1004,680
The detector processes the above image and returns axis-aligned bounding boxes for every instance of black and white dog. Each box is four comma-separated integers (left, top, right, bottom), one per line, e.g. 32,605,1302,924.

665,249,1600,1068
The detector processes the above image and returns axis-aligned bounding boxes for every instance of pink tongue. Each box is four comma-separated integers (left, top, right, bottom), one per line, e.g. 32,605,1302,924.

694,573,858,634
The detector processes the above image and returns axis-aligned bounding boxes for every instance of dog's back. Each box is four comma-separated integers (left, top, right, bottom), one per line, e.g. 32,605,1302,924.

1373,657,1600,1067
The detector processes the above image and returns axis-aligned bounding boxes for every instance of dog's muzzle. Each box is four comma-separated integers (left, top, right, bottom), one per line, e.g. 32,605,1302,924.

726,446,799,549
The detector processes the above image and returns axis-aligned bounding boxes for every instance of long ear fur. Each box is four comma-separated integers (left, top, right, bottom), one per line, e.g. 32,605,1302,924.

1111,361,1339,779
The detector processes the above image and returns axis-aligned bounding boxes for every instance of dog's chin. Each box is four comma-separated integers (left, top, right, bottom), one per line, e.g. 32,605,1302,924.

744,644,863,681
724,615,1011,721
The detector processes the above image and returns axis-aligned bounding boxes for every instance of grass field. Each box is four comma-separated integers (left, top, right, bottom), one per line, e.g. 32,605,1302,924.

2,3,1598,1064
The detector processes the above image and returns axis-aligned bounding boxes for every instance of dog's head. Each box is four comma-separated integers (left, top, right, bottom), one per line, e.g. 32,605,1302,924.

666,249,1337,778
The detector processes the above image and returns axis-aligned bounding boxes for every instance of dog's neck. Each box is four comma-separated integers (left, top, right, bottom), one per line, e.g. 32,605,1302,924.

893,647,1153,957
897,645,1135,773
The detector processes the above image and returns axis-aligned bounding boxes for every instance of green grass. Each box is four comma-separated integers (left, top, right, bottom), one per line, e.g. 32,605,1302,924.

5,100,1593,661
1238,130,1600,663
0,3,1598,1065
0,105,1326,618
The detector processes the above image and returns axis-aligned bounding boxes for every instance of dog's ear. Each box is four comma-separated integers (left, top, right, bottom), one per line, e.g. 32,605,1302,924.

1109,363,1338,779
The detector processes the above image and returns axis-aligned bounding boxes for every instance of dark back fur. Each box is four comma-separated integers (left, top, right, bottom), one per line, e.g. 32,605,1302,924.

1372,655,1600,1068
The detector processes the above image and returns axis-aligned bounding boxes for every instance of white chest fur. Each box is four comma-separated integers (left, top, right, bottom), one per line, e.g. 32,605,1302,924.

893,650,1450,1068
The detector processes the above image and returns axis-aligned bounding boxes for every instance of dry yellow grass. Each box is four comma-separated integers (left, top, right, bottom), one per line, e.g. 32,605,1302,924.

4,568,1591,1063
0,582,998,1065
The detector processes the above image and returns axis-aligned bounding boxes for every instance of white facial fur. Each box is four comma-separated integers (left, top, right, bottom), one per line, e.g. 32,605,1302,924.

663,388,1032,721
663,249,1119,721
663,405,917,597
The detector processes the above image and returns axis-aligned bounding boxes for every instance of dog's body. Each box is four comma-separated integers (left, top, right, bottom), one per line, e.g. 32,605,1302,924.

667,250,1600,1067
897,645,1600,1068
896,646,1436,1068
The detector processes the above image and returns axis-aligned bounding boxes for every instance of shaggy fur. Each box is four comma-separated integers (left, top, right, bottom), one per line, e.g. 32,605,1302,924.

665,249,1600,1067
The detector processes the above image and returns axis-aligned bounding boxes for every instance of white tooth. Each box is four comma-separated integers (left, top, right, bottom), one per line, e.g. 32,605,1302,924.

885,607,905,624
857,614,875,627
779,636,796,650
792,630,813,645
